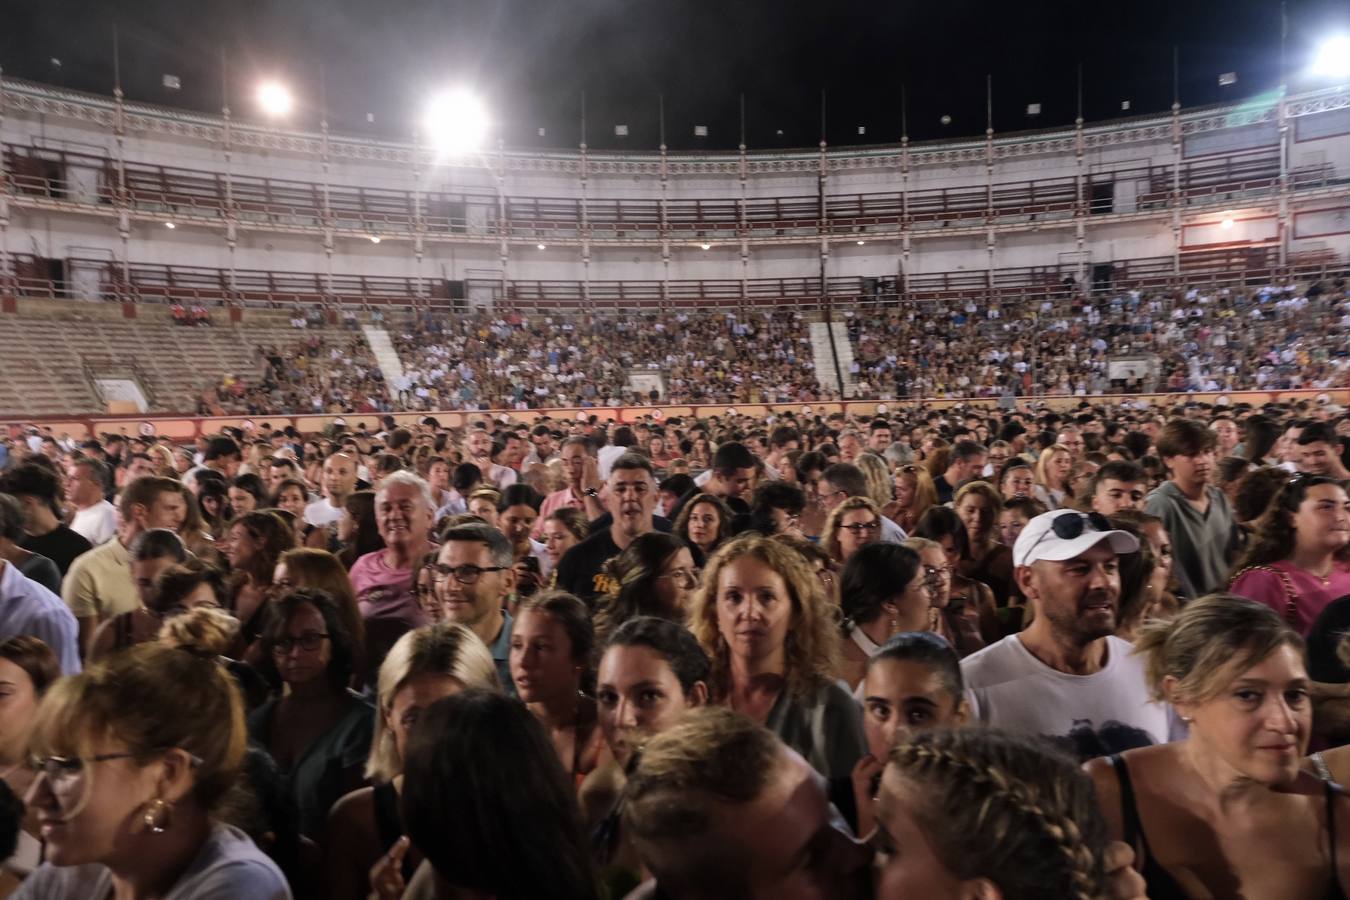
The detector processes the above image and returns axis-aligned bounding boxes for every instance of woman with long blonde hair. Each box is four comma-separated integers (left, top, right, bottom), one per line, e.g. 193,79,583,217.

688,533,864,779
820,496,883,567
886,463,938,533
1034,443,1074,510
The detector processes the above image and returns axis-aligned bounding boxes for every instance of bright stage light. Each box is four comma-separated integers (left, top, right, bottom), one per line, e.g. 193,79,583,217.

424,88,490,154
1220,216,1234,230
1312,35,1350,82
257,81,294,118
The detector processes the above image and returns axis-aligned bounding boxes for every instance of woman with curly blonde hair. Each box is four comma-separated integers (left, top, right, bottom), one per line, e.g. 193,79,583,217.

688,533,864,779
820,496,883,566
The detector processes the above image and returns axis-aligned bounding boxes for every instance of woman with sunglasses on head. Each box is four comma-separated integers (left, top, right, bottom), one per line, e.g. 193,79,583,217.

248,588,373,843
17,642,290,899
594,533,700,648
1230,474,1350,637
325,624,500,900
886,464,938,534
835,543,934,689
581,617,710,898
690,533,866,780
822,496,883,567
1087,595,1350,899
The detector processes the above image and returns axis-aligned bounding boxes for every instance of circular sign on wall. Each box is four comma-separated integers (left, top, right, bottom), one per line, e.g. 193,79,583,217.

726,408,738,417
242,419,256,433
801,406,813,415
138,421,155,437
650,409,664,421
876,404,889,415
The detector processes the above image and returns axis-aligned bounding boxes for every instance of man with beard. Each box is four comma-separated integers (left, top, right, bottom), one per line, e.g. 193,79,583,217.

959,510,1174,756
555,453,657,604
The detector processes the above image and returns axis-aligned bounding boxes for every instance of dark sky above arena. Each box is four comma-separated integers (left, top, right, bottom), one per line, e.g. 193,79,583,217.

3,0,1348,151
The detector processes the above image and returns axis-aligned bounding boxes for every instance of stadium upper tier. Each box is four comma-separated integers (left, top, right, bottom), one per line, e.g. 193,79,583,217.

5,75,1350,312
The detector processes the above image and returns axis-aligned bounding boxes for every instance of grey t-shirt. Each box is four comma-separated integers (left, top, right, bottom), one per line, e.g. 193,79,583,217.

1145,480,1235,599
15,823,291,900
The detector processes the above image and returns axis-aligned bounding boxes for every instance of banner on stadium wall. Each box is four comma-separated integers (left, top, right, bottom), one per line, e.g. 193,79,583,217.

8,388,1350,441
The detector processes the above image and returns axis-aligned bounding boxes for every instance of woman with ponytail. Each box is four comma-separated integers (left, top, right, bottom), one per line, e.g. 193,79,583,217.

833,543,933,689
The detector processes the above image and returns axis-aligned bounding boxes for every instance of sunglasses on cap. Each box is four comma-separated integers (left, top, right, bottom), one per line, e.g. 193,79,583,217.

1020,510,1113,563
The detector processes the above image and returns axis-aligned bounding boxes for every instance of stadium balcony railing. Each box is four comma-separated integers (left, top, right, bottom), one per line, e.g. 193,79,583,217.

4,143,1339,242
1,246,1341,315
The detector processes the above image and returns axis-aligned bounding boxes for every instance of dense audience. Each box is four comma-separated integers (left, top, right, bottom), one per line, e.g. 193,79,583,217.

174,279,1350,416
7,342,1350,898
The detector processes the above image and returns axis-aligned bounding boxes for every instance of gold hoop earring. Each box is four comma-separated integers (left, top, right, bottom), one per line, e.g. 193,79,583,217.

143,798,172,834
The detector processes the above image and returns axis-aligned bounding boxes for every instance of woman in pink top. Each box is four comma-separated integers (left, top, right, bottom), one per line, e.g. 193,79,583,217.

1230,474,1350,636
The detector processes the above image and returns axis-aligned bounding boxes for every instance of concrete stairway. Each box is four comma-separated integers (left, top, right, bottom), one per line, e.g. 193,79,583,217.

360,324,406,388
808,319,857,398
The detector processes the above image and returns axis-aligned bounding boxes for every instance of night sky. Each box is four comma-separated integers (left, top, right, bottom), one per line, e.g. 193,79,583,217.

2,0,1346,151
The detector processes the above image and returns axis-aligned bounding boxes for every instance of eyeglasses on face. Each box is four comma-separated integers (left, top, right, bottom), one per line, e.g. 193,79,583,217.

432,563,508,584
30,748,202,789
840,521,880,534
270,632,330,655
657,567,702,586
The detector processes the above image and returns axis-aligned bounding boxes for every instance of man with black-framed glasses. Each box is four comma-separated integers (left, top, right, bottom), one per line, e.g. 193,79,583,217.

434,523,518,692
960,509,1176,757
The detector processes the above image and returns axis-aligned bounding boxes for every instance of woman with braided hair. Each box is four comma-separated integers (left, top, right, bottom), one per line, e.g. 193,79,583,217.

874,727,1108,899
1087,594,1350,899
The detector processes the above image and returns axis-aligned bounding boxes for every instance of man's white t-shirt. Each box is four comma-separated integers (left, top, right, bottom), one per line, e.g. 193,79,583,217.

303,497,345,527
69,501,117,547
960,634,1174,752
597,445,628,480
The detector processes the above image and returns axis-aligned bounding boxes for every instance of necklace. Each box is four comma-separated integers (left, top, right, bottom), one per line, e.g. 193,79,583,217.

1294,561,1336,586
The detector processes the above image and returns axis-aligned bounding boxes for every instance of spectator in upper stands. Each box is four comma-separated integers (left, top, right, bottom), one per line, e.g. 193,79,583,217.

65,457,116,547
1294,422,1350,478
1146,418,1236,600
535,437,605,537
932,440,987,506
63,476,186,658
306,452,358,527
556,453,660,604
814,462,905,544
349,472,437,636
0,463,91,576
0,494,60,595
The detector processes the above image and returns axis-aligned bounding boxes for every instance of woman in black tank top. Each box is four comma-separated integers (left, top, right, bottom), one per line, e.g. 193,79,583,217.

322,623,502,900
1086,596,1350,899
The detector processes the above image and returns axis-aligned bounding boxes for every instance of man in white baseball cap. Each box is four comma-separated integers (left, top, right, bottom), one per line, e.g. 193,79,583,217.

960,510,1178,757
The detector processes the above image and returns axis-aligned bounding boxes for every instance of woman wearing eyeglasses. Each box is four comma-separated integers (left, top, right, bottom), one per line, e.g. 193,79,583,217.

690,533,865,780
18,642,290,898
911,509,990,658
0,637,59,884
273,547,366,677
1230,475,1350,637
248,588,374,842
822,496,883,567
510,591,605,786
594,533,699,648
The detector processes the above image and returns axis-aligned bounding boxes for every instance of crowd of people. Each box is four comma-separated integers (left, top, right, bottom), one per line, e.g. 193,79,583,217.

190,278,1350,418
2,386,1350,897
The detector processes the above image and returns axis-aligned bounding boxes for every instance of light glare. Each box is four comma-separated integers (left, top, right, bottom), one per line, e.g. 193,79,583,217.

257,81,294,118
1312,35,1350,82
424,89,490,154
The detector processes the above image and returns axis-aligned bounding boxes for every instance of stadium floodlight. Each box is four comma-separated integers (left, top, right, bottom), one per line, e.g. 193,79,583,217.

537,243,547,250
370,235,381,244
164,222,176,229
424,88,490,155
1312,34,1350,82
257,81,294,118
700,243,711,250
1220,216,1235,230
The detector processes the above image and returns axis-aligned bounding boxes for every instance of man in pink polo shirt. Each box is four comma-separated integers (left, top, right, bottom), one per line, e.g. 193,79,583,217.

533,437,606,538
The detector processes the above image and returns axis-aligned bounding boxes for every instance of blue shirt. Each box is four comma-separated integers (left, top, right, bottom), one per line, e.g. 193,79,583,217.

490,609,517,697
0,560,81,675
